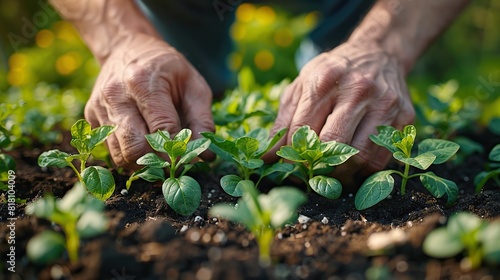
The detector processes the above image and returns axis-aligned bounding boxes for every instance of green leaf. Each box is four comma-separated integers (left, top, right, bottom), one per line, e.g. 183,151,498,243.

392,125,416,157
489,118,500,136
162,176,201,216
418,139,460,164
0,154,16,172
481,222,500,263
259,187,307,228
164,140,187,158
261,162,295,178
200,132,239,161
88,125,116,151
393,151,436,170
178,138,211,165
318,142,359,166
236,136,260,158
173,129,192,144
25,195,57,219
81,166,115,201
474,169,500,193
0,126,11,148
240,158,264,169
420,172,458,203
127,166,165,189
422,227,464,258
70,119,92,154
490,144,500,162
58,182,89,213
220,175,249,197
309,175,342,199
77,210,108,238
209,202,255,230
369,126,398,153
447,212,483,237
26,231,66,265
145,131,168,153
292,126,320,153
355,170,396,210
276,146,306,162
255,127,287,158
299,149,323,163
37,149,70,169
136,153,169,168
245,127,268,145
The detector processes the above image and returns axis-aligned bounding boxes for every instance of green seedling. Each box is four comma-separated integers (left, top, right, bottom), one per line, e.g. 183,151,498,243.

0,102,23,188
38,119,117,200
126,129,210,216
355,125,460,210
209,182,307,265
423,212,500,269
276,125,359,199
474,144,500,192
25,182,108,264
201,127,289,196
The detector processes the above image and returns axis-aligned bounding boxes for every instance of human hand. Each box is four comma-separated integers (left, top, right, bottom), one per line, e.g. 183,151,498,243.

85,34,215,167
267,41,415,187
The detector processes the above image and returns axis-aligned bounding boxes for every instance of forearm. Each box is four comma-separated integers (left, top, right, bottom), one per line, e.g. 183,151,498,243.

348,0,470,74
49,0,161,64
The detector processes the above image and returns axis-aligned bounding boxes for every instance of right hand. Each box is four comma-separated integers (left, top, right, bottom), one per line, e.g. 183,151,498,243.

85,34,215,167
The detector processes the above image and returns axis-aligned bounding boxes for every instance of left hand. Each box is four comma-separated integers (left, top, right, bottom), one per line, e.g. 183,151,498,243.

266,41,415,187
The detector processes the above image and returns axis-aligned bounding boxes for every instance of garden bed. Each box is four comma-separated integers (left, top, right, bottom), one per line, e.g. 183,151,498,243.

1,128,500,280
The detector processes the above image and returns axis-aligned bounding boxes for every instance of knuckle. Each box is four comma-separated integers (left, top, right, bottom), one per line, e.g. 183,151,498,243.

100,82,126,105
347,76,375,101
320,130,348,144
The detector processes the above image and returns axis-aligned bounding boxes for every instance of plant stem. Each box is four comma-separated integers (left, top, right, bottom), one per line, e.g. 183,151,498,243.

401,163,410,195
306,163,314,193
255,226,274,267
170,156,176,179
63,224,80,263
67,161,83,183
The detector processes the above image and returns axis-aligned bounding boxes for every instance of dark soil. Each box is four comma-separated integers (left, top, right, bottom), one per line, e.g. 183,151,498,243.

1,128,500,280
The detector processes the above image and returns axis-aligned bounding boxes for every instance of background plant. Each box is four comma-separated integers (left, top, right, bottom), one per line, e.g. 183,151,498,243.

38,119,116,200
423,212,500,269
355,125,460,210
474,143,500,192
126,129,210,216
0,102,22,187
201,127,288,197
276,125,358,199
25,182,108,264
209,182,307,265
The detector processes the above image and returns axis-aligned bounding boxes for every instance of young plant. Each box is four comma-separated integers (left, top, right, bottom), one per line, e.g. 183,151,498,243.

474,144,500,192
355,125,460,210
276,125,359,199
0,102,22,188
126,129,210,216
209,182,307,265
423,212,500,269
25,182,108,264
201,127,288,196
38,119,117,200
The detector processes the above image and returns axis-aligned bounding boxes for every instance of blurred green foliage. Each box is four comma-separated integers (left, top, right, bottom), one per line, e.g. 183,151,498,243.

0,0,499,149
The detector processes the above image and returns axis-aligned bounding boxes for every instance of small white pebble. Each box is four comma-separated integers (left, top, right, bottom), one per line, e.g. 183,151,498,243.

298,215,311,224
348,193,353,198
212,217,217,222
180,225,189,233
120,189,128,195
194,216,204,223
277,233,283,240
302,224,308,229
321,217,329,225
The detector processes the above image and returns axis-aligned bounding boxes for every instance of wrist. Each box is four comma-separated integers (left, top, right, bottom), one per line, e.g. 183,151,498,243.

346,4,416,75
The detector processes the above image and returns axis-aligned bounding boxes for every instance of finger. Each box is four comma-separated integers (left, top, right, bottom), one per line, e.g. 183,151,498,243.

99,83,151,168
318,75,374,143
124,66,182,135
181,75,216,161
262,82,301,163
